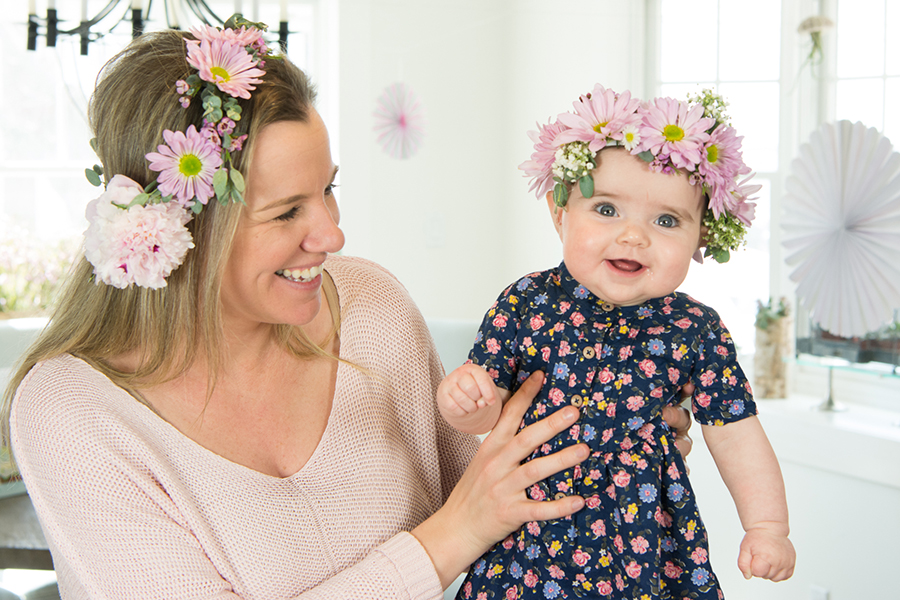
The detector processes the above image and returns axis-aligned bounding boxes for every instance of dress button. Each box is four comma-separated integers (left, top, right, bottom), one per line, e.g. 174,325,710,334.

601,302,615,312
554,492,567,500
570,395,584,407
582,346,596,359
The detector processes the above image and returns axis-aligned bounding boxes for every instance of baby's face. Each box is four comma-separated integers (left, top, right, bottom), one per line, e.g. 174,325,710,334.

548,148,705,306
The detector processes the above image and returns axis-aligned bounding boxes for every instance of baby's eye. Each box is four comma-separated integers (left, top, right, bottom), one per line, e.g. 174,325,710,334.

656,214,678,228
274,206,299,222
595,203,617,217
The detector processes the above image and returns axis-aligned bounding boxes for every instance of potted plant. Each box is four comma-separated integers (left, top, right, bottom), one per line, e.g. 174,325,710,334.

754,297,790,398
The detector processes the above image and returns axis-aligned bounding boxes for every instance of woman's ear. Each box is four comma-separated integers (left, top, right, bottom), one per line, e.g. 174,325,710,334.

546,191,564,237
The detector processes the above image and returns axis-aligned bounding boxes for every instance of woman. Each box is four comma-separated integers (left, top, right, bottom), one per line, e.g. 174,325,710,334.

1,21,690,599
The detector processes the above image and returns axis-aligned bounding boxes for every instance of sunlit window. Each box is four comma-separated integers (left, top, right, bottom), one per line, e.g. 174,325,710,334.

656,0,782,355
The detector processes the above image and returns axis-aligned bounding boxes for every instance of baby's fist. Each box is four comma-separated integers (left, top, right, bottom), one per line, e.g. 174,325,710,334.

737,527,796,582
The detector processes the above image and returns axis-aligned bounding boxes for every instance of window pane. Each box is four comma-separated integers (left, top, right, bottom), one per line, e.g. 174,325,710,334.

660,0,718,82
719,0,781,81
884,77,900,145
887,0,900,75
719,82,780,173
837,0,885,78
836,78,884,130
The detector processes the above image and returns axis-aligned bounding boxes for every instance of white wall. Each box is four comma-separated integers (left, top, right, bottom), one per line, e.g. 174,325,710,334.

337,0,645,322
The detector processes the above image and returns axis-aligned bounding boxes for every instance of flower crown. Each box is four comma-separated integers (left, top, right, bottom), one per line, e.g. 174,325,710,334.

83,15,273,289
520,85,759,263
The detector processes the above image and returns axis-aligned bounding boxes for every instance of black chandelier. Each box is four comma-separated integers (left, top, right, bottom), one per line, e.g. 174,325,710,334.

26,0,292,55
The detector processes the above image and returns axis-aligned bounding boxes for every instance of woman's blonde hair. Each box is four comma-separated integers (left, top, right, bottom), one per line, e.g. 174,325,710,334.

1,30,336,447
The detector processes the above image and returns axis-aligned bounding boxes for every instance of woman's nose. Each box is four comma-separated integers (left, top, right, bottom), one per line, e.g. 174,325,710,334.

302,198,345,253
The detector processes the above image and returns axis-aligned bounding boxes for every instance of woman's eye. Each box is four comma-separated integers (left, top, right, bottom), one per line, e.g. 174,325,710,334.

656,214,678,228
274,206,299,222
596,204,617,217
325,183,338,196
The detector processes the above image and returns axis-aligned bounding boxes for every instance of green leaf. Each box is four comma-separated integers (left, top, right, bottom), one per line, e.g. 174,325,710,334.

213,168,229,200
229,167,245,192
553,183,568,208
85,168,102,187
205,94,222,108
578,174,594,199
231,187,246,205
89,138,99,154
191,201,203,214
705,247,730,263
637,151,654,163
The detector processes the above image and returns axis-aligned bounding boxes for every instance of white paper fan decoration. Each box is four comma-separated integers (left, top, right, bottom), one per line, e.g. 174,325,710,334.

782,120,900,338
373,83,425,159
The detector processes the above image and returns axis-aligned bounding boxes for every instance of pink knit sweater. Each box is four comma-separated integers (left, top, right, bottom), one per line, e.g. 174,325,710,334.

11,255,480,600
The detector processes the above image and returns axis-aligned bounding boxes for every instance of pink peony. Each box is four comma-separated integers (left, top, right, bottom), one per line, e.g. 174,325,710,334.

84,175,194,289
146,125,223,206
555,84,642,152
638,97,713,171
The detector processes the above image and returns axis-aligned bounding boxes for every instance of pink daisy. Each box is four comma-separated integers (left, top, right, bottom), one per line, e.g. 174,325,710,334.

723,174,759,225
146,125,223,206
555,84,642,152
698,125,750,192
519,118,570,199
638,97,713,171
186,36,265,99
189,24,264,49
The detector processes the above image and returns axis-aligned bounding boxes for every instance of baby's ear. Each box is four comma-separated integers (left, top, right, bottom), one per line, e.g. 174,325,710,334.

693,224,709,264
546,191,565,236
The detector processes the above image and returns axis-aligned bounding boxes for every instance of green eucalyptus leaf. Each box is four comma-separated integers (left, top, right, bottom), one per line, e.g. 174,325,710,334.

229,168,245,192
191,201,203,214
231,187,246,205
89,138,99,154
213,168,229,199
553,183,568,208
205,94,222,108
637,151,654,163
85,168,102,187
579,174,594,199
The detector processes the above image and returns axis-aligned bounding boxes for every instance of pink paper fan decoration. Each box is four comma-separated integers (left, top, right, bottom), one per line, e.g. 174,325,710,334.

373,83,425,159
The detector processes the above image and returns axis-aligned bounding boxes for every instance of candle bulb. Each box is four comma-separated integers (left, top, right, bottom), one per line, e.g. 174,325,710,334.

280,0,287,22
28,0,36,14
48,0,55,8
234,0,242,14
81,0,88,21
132,0,142,10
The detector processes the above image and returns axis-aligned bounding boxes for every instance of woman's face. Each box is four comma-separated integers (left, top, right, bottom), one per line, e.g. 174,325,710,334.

221,111,345,332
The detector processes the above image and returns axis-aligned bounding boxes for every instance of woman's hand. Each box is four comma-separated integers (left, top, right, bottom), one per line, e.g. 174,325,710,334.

413,371,588,588
662,382,694,461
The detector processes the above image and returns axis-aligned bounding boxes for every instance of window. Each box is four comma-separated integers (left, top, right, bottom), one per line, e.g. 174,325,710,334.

1,0,329,314
651,0,783,356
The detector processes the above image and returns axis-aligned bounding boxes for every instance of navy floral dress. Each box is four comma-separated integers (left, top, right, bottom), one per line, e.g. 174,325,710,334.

456,263,755,600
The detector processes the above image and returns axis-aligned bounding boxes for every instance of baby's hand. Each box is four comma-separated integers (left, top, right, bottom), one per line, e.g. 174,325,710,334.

437,364,503,420
737,525,796,582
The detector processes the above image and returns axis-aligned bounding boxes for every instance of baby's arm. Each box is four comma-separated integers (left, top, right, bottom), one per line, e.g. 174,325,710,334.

701,416,796,582
437,364,513,435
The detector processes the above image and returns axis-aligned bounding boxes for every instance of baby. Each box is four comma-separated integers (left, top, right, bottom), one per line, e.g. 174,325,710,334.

439,86,795,599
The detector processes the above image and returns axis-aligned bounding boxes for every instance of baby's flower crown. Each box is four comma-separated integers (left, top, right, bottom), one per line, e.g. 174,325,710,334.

83,15,273,289
520,85,759,263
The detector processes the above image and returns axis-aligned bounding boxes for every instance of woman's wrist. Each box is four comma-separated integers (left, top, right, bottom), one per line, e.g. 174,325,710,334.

411,506,483,589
